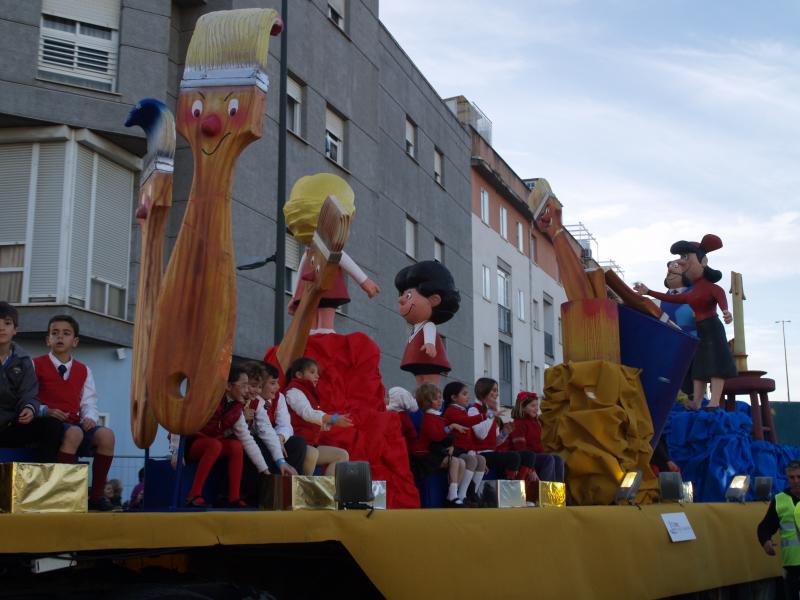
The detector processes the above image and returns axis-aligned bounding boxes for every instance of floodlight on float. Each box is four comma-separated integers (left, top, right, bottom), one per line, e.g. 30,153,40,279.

753,476,773,501
724,475,750,502
335,461,374,510
615,471,642,504
658,472,684,503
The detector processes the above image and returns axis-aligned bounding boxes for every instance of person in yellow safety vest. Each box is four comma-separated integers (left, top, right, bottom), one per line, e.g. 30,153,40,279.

758,460,800,599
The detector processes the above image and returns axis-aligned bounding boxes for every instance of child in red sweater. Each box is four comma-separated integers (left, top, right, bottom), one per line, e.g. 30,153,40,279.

410,383,469,507
33,315,116,511
442,381,488,506
511,391,564,483
283,357,353,475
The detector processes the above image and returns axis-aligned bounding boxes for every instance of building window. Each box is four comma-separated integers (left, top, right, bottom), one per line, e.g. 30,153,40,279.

482,265,491,299
0,130,135,315
287,75,304,136
480,188,489,224
517,222,524,253
405,117,417,159
543,294,555,358
497,267,511,335
531,235,538,263
285,231,301,294
0,244,24,302
405,216,417,258
559,317,563,345
483,343,492,377
499,341,513,407
434,148,444,185
434,238,444,263
534,365,541,393
519,360,529,391
500,206,508,239
517,289,525,321
327,0,346,31
532,298,540,330
325,107,345,166
38,0,121,92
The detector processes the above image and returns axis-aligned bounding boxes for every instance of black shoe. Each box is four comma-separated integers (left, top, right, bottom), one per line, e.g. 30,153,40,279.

445,499,466,508
88,496,114,512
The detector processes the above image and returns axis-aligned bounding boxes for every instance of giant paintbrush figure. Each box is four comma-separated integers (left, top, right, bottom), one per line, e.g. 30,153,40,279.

146,9,283,434
125,99,176,448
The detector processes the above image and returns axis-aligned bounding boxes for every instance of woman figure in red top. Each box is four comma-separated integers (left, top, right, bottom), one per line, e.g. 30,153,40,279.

442,381,488,505
409,383,469,507
511,392,565,483
634,234,736,409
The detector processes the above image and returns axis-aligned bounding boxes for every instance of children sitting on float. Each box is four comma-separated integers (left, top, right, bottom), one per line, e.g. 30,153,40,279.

242,361,314,475
172,363,288,508
442,381,488,506
408,382,469,507
386,386,419,444
510,391,565,483
283,356,352,475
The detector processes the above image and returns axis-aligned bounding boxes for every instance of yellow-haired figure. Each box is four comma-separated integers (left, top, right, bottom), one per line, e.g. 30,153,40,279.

284,173,380,331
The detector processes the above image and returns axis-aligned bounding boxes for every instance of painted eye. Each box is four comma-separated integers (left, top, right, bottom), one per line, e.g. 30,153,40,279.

191,99,203,118
405,292,412,300
228,98,239,116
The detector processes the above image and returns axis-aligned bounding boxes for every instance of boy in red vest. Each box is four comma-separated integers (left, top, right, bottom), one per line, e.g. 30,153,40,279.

33,315,116,511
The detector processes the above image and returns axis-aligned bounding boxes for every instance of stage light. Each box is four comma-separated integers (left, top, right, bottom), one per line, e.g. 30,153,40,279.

658,472,684,502
725,475,750,502
615,471,642,504
753,477,773,501
335,461,374,509
682,481,694,503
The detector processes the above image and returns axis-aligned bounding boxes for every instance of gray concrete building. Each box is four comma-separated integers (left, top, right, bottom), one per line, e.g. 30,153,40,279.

0,0,474,481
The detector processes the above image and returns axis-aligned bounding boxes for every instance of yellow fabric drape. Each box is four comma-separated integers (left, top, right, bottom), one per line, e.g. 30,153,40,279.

540,360,658,505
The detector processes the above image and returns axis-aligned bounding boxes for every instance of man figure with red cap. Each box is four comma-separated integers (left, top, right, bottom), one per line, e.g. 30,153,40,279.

635,234,736,410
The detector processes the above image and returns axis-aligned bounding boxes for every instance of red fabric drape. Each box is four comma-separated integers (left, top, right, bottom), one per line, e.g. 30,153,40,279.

265,332,420,508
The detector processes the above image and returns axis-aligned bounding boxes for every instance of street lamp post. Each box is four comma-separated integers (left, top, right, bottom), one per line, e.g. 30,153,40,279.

776,320,791,402
273,0,288,345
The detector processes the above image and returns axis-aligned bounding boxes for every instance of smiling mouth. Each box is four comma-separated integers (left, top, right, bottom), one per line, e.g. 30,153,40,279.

202,132,231,156
400,303,414,318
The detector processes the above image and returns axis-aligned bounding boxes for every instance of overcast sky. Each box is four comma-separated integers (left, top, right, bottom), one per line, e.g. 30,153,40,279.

381,0,799,403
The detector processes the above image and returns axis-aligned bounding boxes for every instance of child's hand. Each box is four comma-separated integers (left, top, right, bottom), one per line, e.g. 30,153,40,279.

420,343,437,358
450,423,468,434
527,469,540,483
170,453,185,470
46,408,69,422
501,421,513,434
360,278,381,298
334,414,354,428
17,408,34,425
278,463,297,476
81,417,97,431
243,407,255,422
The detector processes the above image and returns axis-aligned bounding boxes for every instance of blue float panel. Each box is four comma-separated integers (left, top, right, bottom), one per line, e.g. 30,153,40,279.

618,305,698,446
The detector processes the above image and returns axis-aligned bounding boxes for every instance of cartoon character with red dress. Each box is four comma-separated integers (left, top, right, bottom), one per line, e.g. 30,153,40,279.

395,261,461,387
634,234,736,410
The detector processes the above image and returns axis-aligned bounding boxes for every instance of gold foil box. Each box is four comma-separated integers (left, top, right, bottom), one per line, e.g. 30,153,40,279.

539,481,566,507
480,480,527,508
0,462,88,514
259,475,337,511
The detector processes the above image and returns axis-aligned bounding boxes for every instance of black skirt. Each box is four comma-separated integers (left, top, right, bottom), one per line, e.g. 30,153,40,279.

410,452,448,479
692,316,737,381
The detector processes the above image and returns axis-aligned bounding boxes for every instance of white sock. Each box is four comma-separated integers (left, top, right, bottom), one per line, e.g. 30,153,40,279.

458,470,474,500
472,470,485,489
447,482,458,501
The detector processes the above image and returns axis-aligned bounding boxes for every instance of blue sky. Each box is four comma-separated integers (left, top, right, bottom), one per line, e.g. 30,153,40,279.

381,0,800,403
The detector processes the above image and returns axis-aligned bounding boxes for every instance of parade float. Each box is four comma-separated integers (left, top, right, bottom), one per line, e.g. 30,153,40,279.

0,8,796,599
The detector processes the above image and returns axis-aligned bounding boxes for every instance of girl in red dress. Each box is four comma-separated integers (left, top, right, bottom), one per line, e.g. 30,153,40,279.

442,381,488,505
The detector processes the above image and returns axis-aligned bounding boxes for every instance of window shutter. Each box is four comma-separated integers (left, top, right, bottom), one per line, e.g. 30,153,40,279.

0,144,33,244
285,232,301,270
69,146,93,302
29,143,66,299
286,77,302,103
92,154,132,288
42,0,120,29
325,108,344,140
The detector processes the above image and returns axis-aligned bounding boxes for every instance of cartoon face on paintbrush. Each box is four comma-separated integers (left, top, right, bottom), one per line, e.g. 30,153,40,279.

534,195,563,238
177,86,265,169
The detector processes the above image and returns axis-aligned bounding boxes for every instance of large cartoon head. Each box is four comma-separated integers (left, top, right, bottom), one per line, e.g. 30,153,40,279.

284,173,356,244
664,260,685,290
670,234,723,284
529,180,563,239
394,260,460,326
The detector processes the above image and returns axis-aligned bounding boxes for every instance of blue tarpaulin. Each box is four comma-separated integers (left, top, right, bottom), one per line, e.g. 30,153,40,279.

663,401,800,501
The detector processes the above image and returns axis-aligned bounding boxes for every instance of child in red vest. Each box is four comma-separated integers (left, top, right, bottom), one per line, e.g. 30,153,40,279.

442,381,489,506
283,357,352,475
409,382,470,507
242,361,312,475
33,315,116,511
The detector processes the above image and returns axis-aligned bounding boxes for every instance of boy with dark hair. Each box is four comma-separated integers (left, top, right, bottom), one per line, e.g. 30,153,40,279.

0,302,62,460
33,314,116,511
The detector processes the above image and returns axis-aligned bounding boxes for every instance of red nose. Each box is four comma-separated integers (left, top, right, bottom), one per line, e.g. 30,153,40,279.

201,114,222,137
